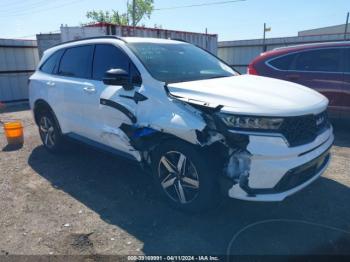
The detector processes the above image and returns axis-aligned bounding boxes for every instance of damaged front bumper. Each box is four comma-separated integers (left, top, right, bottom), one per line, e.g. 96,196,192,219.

224,126,334,202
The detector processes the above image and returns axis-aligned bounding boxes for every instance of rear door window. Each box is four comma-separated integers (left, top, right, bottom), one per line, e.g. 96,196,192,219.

293,48,342,72
58,45,94,78
92,44,129,80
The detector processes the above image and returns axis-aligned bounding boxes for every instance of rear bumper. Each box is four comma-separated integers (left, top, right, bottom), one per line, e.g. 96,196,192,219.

227,126,334,201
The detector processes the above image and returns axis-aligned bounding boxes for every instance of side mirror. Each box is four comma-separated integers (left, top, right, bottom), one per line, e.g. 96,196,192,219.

103,69,133,90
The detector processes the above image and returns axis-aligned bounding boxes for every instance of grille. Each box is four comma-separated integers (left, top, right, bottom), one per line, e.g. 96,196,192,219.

274,149,330,193
280,111,329,147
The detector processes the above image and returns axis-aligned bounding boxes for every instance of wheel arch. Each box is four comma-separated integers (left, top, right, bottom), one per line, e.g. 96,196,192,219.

33,99,61,132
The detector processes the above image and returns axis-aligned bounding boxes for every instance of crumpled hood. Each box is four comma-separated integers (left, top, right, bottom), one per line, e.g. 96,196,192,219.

167,75,328,117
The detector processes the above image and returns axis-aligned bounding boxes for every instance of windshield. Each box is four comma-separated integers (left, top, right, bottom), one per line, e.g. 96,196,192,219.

128,42,236,83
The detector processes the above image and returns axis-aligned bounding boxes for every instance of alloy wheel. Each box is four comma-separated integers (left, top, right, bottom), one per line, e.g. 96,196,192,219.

39,116,56,148
158,151,200,204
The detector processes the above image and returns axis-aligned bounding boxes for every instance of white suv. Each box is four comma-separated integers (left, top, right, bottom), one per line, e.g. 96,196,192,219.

29,37,334,211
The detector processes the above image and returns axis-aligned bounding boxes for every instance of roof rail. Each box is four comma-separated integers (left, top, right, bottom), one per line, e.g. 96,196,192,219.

170,38,191,44
273,40,350,51
52,35,127,48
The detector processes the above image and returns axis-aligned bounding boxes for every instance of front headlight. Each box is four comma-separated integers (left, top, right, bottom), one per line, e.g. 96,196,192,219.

220,114,284,130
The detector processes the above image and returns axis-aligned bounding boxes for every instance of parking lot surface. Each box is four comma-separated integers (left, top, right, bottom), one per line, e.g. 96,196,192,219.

0,105,349,256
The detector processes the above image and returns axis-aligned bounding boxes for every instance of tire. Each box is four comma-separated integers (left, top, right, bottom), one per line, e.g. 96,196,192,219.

37,109,65,153
151,140,220,212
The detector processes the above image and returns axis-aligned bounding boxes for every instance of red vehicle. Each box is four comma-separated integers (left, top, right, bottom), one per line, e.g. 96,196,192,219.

248,41,350,120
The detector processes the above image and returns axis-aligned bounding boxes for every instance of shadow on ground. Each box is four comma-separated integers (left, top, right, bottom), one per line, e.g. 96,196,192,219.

0,103,29,114
2,143,23,152
332,120,350,147
27,126,350,255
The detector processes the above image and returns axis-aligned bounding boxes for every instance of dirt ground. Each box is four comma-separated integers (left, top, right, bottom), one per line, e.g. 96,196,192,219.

0,104,349,257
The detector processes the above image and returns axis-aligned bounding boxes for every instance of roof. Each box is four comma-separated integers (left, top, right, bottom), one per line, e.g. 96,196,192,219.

249,40,350,65
44,36,190,58
273,40,350,51
262,40,350,57
123,37,188,44
53,36,187,49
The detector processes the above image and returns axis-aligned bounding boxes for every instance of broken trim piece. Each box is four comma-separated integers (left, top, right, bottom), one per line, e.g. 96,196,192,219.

100,98,137,123
164,84,223,114
120,123,182,153
119,92,148,104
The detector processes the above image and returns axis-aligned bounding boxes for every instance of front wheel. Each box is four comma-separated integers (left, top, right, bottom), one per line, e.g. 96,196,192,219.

152,140,220,212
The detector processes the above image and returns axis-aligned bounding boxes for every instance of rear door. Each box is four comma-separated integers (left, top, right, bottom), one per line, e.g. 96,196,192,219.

33,49,65,124
289,48,345,118
56,45,94,135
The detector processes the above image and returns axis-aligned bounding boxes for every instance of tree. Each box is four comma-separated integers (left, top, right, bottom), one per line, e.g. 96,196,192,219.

86,10,129,25
86,0,154,26
128,0,154,26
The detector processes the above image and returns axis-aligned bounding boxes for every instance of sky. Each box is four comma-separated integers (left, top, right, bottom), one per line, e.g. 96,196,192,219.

0,0,349,41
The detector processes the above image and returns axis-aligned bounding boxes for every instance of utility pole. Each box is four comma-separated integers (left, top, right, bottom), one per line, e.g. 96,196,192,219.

262,23,271,52
345,12,349,40
132,0,136,27
127,0,129,25
263,23,266,52
205,28,208,50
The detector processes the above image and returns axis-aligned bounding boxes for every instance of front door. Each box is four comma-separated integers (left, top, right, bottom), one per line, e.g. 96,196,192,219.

81,43,143,156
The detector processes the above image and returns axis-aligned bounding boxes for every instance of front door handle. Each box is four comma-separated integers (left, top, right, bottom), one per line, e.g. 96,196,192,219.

83,86,96,93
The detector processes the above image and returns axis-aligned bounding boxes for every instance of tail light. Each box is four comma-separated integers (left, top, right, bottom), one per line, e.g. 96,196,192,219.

247,64,258,75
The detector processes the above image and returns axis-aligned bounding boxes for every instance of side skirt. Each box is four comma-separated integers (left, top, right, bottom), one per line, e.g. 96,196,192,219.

66,133,140,163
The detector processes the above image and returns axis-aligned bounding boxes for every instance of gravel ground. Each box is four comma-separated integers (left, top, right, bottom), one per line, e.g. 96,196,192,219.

0,104,349,257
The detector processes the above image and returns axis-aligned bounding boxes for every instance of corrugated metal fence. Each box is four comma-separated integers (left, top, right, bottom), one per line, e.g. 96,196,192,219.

36,33,61,58
218,33,350,74
36,25,218,58
0,39,39,103
61,25,218,54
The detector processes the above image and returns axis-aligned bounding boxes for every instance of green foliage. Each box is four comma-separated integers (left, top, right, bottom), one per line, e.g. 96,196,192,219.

86,10,129,25
86,0,154,26
127,0,154,26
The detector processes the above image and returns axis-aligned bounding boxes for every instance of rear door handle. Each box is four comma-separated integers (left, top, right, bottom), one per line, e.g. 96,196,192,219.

46,81,55,87
83,86,96,93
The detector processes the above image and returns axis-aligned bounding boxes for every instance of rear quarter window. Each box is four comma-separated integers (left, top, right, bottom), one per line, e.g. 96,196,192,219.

268,53,296,70
40,49,64,74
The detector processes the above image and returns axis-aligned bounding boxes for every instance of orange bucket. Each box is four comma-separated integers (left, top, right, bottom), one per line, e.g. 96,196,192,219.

3,121,24,145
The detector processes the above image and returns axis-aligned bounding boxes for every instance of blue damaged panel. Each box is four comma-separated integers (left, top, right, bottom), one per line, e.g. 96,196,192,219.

132,127,158,139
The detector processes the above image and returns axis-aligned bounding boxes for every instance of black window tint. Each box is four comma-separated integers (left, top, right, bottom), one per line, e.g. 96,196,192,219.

93,44,129,80
58,45,94,78
294,49,342,72
345,48,350,73
40,50,63,74
269,54,296,70
130,63,142,86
